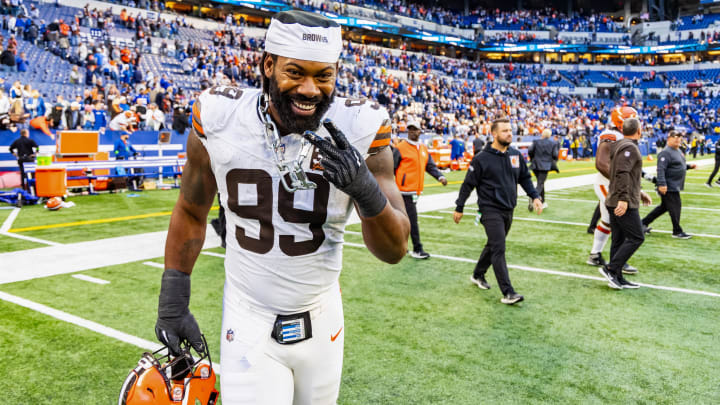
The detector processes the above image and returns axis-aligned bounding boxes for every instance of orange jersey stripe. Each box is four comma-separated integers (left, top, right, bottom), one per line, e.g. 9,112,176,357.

599,184,608,197
376,125,392,135
369,138,391,149
192,119,205,136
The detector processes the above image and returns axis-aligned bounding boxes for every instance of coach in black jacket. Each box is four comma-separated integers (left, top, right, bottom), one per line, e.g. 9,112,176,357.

453,117,543,305
528,128,559,208
706,138,720,187
642,130,696,239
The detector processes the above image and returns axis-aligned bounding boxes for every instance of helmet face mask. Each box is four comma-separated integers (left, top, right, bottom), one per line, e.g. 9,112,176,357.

119,336,218,405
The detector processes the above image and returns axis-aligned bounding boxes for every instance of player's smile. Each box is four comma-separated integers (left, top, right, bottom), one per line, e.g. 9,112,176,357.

290,98,318,116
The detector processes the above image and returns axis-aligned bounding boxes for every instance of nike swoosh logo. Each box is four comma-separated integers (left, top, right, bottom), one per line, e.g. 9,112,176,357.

330,327,343,342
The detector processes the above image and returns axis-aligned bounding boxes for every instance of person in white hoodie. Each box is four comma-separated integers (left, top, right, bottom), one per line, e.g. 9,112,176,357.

144,103,165,130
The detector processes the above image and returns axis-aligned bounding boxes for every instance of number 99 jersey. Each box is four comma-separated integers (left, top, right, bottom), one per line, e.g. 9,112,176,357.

194,87,391,314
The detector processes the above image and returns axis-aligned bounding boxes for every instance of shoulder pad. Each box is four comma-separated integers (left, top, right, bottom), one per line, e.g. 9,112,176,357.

196,86,253,136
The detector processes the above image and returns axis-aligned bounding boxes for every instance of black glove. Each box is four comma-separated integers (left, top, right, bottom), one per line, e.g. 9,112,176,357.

155,269,205,356
303,119,387,218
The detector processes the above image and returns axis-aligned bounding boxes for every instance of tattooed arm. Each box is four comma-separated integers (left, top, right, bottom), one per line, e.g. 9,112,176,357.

164,129,217,274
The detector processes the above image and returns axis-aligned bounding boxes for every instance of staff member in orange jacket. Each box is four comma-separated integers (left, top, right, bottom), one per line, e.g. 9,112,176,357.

393,118,447,259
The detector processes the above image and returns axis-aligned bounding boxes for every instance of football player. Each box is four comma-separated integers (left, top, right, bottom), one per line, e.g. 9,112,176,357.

587,106,640,273
155,10,410,405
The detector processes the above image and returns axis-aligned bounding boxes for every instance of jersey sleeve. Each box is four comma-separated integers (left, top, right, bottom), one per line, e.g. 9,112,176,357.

347,100,390,157
191,99,205,139
367,117,392,156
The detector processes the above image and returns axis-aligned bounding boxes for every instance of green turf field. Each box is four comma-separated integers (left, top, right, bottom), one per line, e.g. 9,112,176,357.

0,161,719,403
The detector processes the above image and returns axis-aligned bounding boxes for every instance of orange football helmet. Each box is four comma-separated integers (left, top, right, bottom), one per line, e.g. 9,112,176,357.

119,337,218,405
46,197,62,211
610,106,638,130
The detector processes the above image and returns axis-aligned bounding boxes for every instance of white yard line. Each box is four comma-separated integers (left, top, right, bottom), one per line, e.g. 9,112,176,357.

417,214,444,219
71,274,110,285
0,231,62,246
436,210,720,238
0,207,20,233
0,290,221,374
142,261,164,269
200,251,226,259
681,192,720,197
510,216,720,238
0,290,163,351
201,247,720,298
548,197,720,212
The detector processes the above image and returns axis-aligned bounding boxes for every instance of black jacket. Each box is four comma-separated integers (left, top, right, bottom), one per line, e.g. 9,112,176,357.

456,144,539,212
656,147,691,192
472,136,485,156
9,136,39,159
0,50,15,67
529,137,559,172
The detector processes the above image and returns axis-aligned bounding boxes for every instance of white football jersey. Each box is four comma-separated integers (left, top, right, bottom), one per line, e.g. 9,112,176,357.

194,87,391,314
596,128,624,184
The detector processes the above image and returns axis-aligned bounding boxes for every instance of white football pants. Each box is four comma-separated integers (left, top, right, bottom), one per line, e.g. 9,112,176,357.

220,281,344,405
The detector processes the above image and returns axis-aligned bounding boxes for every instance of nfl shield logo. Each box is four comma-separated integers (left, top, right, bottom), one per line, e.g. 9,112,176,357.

226,329,234,342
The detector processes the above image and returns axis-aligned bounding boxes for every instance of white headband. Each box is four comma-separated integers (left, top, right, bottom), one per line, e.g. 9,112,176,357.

265,11,342,64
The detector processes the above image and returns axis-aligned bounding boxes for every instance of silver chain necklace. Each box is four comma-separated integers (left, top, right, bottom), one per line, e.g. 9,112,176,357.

258,93,317,193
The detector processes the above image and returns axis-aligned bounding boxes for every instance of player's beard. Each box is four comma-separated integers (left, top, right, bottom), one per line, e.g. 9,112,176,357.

268,76,334,135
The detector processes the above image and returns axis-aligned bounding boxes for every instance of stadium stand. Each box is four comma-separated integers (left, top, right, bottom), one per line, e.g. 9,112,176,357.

2,0,720,176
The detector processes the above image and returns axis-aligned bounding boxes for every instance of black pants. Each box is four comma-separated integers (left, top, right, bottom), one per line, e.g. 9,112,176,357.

708,157,720,184
608,206,645,278
473,208,515,295
402,194,422,252
589,203,601,229
533,170,548,202
642,191,683,234
18,157,33,191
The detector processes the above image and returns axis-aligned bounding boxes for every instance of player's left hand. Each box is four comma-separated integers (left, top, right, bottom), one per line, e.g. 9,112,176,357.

303,119,387,218
690,164,697,169
532,198,543,215
440,177,448,186
453,211,463,224
640,191,652,206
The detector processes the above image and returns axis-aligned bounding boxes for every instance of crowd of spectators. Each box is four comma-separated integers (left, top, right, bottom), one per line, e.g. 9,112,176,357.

0,0,718,157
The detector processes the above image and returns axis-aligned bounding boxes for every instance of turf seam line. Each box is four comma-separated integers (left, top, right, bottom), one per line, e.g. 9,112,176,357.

142,261,164,269
0,290,221,375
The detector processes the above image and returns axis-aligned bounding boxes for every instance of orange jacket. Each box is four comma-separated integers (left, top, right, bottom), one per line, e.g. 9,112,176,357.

394,140,430,195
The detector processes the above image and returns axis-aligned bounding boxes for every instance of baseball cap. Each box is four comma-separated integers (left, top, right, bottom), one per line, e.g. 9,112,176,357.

406,118,421,129
264,10,342,64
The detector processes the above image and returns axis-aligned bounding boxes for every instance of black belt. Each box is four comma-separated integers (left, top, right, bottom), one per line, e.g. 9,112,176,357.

270,311,312,345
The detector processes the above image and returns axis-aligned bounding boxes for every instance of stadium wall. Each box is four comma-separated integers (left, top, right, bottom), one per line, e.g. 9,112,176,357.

0,130,188,170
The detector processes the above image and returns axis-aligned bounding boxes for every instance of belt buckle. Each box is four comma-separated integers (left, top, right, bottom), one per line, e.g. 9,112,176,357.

271,311,312,345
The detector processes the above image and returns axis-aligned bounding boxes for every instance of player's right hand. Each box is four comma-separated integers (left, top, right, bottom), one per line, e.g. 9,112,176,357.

155,269,205,356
